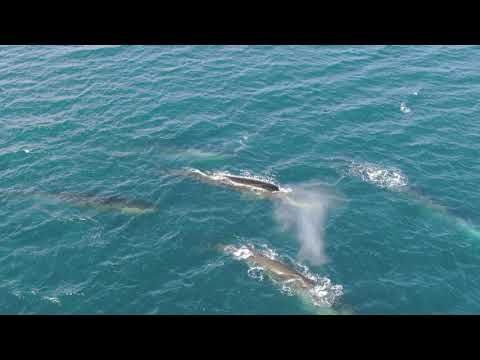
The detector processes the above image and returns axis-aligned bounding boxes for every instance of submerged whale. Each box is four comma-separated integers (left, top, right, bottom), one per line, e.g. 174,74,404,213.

2,190,157,215
218,243,349,314
406,188,480,242
52,193,157,215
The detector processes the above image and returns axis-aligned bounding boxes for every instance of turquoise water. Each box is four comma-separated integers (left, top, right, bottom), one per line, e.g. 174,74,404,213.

1,45,480,314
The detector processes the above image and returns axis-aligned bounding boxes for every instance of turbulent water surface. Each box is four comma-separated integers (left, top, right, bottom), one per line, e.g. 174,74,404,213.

1,45,480,314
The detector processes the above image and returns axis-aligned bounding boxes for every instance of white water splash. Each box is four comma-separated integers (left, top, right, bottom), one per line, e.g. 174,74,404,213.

227,245,253,260
348,162,408,190
259,244,279,260
291,260,344,307
413,87,422,96
308,278,344,307
247,266,265,281
280,281,297,296
400,102,411,113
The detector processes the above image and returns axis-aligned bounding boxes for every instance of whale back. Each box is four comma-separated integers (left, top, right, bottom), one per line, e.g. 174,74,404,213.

225,175,280,192
249,250,316,289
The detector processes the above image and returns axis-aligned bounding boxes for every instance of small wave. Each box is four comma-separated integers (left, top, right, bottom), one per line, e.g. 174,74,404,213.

42,296,61,305
290,262,344,307
190,168,291,193
400,102,411,113
11,286,83,305
62,215,97,223
12,290,23,299
309,279,344,307
348,162,408,190
413,87,422,96
259,244,279,260
280,281,297,296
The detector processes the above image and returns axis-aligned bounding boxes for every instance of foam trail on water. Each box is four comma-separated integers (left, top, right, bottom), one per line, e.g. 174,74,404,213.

416,197,480,242
274,185,333,266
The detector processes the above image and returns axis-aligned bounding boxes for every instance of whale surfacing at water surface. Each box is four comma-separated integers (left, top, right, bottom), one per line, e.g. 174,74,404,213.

182,168,291,196
220,244,315,289
181,168,320,209
217,243,347,314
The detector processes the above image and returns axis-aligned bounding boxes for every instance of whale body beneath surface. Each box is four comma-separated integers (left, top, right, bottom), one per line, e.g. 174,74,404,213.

52,192,157,215
1,190,157,215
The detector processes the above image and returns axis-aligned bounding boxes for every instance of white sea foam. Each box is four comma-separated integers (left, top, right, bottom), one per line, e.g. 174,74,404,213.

247,266,265,281
400,102,411,113
308,278,344,307
189,168,290,193
348,162,408,190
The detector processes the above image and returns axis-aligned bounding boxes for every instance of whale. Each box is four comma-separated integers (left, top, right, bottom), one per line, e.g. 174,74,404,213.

180,168,313,208
184,169,282,193
52,193,157,215
1,190,157,215
218,243,349,314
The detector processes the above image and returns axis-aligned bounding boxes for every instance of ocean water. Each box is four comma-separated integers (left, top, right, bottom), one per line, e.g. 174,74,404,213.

1,45,480,314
